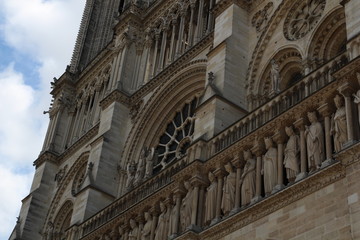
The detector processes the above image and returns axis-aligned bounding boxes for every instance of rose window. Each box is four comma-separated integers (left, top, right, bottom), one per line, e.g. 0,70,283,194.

154,98,199,173
284,0,326,41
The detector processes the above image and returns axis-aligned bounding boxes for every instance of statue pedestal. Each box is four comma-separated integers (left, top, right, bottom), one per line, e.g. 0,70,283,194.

250,195,262,204
321,158,337,169
295,172,308,182
272,184,285,194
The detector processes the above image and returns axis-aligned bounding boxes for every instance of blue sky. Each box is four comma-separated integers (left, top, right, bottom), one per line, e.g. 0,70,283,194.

0,0,85,238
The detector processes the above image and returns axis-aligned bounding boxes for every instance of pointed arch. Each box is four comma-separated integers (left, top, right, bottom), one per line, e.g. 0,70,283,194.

307,7,347,68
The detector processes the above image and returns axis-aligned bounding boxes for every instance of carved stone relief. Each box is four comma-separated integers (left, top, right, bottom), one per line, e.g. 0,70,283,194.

251,2,274,33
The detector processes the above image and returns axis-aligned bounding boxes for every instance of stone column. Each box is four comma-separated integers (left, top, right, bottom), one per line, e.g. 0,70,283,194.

317,103,334,167
189,174,206,232
168,18,177,63
151,30,160,78
273,130,286,192
251,140,264,203
213,167,226,224
187,1,196,48
158,26,169,73
197,185,205,227
194,0,205,43
294,118,308,181
150,206,159,240
175,11,186,57
206,0,215,34
231,156,244,213
339,82,356,146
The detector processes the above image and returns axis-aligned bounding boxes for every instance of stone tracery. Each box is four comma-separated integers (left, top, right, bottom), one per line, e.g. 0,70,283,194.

283,0,326,41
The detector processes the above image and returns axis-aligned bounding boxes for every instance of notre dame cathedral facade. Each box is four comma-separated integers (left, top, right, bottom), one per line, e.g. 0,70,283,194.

10,0,360,239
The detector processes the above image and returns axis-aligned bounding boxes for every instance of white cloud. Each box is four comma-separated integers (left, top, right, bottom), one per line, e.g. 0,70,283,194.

0,0,84,238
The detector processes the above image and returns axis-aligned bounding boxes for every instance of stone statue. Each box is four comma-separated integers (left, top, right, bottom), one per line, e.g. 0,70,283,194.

168,195,178,235
221,162,236,215
140,212,152,240
128,219,139,240
118,225,128,240
144,148,155,180
180,181,193,231
270,59,280,93
331,95,347,152
125,161,136,191
305,111,324,172
241,150,256,206
262,138,277,195
284,126,300,183
204,171,217,225
134,148,147,186
154,201,169,240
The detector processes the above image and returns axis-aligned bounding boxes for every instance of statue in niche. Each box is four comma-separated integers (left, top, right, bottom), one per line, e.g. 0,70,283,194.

118,225,128,240
154,201,169,240
125,161,137,191
140,212,152,240
168,195,178,236
221,162,236,215
353,72,360,128
270,59,280,94
331,95,347,152
305,111,324,172
134,147,147,186
180,181,193,231
128,219,139,240
144,148,156,180
241,150,256,206
284,126,300,183
262,138,278,195
204,171,217,225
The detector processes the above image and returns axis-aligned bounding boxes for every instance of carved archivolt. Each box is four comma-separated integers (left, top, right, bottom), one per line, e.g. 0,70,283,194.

251,2,274,33
43,152,90,233
53,200,73,234
283,0,326,41
307,7,346,64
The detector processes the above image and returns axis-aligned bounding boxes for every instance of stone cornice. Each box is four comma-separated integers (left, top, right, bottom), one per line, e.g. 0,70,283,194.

33,151,59,168
335,141,360,166
332,56,360,80
100,89,131,109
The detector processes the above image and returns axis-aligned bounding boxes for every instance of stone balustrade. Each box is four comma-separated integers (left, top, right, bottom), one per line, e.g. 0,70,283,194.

212,52,349,154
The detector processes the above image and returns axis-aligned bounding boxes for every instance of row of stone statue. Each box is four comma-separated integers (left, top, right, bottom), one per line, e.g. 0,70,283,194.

108,94,348,239
125,147,157,191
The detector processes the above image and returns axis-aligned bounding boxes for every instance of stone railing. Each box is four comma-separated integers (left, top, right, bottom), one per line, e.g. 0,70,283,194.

80,158,187,236
210,52,349,155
